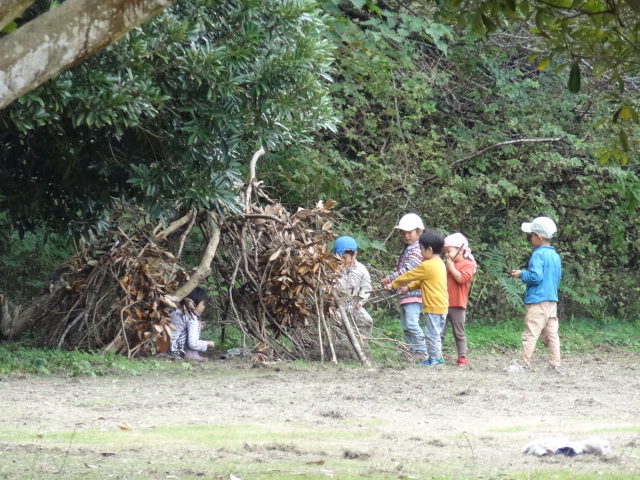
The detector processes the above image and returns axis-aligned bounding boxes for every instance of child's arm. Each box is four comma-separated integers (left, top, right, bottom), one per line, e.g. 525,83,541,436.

382,245,422,284
390,262,428,289
447,259,474,285
358,268,372,303
518,252,544,285
186,318,211,351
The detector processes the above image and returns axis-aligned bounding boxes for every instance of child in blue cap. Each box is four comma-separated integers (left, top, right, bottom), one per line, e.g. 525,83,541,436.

334,236,373,338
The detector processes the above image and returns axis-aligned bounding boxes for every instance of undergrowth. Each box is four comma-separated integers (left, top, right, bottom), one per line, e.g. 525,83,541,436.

369,311,640,361
0,316,638,376
0,344,187,377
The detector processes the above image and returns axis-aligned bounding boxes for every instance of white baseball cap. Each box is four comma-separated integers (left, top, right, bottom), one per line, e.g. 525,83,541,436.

394,213,425,232
521,216,557,239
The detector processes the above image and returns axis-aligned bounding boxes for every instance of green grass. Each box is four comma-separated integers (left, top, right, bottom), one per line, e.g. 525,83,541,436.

369,312,640,362
0,343,187,377
0,316,638,377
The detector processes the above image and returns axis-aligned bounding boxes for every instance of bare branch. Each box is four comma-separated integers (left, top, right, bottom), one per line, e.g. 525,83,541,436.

154,211,196,242
449,137,566,169
172,211,221,301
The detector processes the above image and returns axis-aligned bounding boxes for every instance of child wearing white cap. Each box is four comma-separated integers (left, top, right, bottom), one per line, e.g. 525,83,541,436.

508,216,562,372
380,213,427,360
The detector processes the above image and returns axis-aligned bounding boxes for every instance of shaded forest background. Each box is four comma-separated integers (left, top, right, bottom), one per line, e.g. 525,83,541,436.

1,0,639,347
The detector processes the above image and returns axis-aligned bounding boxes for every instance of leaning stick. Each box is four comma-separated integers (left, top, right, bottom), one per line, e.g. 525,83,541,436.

331,291,370,367
319,294,337,363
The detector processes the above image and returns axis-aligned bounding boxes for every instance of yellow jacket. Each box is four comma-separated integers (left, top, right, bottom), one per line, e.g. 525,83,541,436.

391,257,448,314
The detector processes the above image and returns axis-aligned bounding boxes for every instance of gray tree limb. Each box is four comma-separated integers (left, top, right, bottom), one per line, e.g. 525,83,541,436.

0,0,35,31
0,0,175,110
171,212,221,301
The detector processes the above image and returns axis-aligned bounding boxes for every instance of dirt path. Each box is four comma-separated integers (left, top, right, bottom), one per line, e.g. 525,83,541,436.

1,352,639,479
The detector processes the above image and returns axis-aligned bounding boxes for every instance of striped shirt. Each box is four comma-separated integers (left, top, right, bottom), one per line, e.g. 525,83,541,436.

388,241,423,304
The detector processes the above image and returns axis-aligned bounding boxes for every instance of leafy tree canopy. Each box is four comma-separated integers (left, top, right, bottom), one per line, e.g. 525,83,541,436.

0,0,337,237
449,0,640,162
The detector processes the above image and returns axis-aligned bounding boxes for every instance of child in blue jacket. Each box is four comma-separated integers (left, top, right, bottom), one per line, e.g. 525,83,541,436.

508,217,562,372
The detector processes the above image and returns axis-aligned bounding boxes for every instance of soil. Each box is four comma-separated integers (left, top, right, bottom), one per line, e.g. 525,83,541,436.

1,350,639,480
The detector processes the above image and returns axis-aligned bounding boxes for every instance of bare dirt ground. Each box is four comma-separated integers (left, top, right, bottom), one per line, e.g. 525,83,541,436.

1,350,639,480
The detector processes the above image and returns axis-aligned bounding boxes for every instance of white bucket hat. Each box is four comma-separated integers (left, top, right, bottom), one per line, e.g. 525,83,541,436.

394,213,425,232
521,216,557,239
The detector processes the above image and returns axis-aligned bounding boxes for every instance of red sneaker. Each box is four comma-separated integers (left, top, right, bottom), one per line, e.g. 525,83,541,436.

457,356,468,367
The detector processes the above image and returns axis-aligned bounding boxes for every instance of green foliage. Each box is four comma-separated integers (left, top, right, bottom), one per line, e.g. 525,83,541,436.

451,0,640,161
0,344,182,376
0,230,72,304
259,1,640,322
0,0,337,235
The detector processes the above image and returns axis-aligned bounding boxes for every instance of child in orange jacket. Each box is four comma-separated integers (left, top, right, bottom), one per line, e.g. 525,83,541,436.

441,233,476,367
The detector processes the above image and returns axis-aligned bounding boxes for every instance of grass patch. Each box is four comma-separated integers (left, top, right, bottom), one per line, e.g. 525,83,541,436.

508,472,640,480
0,424,373,450
489,425,529,433
369,311,640,361
0,343,186,377
1,316,638,377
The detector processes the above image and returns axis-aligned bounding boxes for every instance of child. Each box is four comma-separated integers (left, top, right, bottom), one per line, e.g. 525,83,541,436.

168,286,215,362
380,213,427,360
508,216,562,372
384,229,448,366
441,233,476,367
334,236,373,338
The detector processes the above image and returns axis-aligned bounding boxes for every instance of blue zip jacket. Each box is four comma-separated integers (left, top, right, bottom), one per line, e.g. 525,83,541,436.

520,246,562,304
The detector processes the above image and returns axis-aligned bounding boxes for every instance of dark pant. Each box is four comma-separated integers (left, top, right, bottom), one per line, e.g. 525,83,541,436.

441,307,467,357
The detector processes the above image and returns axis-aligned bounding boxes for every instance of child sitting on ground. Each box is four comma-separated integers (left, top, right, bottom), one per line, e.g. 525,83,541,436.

334,236,373,338
168,286,215,362
441,233,476,367
384,229,448,366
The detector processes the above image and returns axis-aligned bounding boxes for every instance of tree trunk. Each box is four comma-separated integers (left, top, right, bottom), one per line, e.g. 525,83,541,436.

0,0,175,110
0,283,66,340
0,0,35,31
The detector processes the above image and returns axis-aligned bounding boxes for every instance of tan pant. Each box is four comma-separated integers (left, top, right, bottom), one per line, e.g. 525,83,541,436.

520,301,560,367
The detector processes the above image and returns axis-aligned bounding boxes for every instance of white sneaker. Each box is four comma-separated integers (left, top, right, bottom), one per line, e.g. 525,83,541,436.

506,362,528,373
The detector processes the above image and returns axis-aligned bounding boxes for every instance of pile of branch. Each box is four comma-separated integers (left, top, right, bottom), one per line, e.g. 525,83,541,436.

0,227,189,357
214,198,370,363
0,160,374,364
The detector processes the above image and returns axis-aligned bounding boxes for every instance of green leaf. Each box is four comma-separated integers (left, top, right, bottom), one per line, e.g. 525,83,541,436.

481,13,497,33
568,62,581,93
537,58,551,70
472,11,486,35
619,106,633,120
1,22,17,34
619,130,629,152
613,106,622,124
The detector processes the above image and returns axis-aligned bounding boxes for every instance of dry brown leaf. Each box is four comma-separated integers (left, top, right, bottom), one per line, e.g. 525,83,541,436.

118,424,132,430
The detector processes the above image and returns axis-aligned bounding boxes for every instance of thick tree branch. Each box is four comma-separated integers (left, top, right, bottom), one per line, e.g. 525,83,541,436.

154,210,196,242
0,0,35,31
0,0,175,110
171,211,221,301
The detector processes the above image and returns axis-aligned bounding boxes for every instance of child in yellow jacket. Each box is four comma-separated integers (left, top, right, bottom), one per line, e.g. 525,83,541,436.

384,230,448,366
